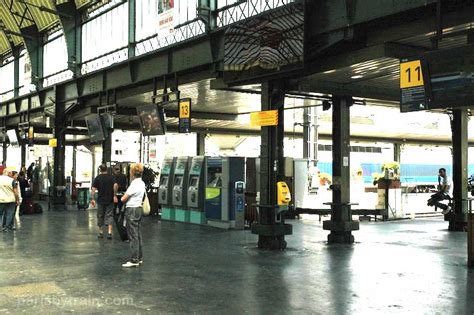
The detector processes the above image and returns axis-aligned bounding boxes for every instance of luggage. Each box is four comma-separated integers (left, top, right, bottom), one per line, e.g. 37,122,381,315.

33,203,43,214
113,204,128,241
20,199,34,215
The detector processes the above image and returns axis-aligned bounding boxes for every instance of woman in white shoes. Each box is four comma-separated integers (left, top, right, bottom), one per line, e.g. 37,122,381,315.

120,163,146,268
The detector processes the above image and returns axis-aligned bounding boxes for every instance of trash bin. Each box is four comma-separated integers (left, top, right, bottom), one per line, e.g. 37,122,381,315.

52,186,67,205
77,187,90,210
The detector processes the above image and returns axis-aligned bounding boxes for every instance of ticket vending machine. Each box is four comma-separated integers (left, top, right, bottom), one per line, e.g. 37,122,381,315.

172,156,192,222
159,157,177,221
187,156,207,224
205,157,245,229
233,181,245,230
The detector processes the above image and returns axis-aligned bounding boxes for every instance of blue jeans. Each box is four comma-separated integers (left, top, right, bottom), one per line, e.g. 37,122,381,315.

0,202,16,230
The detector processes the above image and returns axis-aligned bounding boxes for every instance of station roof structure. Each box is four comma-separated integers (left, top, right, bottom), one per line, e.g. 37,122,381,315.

0,0,473,146
0,0,98,56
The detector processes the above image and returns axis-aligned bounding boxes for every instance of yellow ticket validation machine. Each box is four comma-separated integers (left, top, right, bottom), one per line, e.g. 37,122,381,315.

277,181,291,207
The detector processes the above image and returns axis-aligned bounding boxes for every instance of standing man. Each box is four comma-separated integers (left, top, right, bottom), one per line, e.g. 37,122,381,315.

113,166,128,213
91,165,116,239
0,169,20,232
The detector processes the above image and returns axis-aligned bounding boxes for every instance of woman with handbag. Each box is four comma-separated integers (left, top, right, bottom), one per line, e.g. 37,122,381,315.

120,163,148,268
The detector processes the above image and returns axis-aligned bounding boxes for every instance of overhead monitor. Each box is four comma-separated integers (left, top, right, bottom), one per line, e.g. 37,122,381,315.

136,104,166,136
7,129,19,147
85,114,106,143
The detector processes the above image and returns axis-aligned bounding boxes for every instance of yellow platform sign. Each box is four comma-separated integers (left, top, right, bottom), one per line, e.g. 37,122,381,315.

49,138,57,148
179,100,191,119
400,60,424,89
250,110,278,127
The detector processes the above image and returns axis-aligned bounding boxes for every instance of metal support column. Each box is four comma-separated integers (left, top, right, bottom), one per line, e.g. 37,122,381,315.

198,0,217,31
251,81,292,250
446,109,469,231
53,100,66,205
303,106,311,159
303,102,318,163
72,145,77,180
323,96,359,243
20,144,26,169
21,26,43,89
13,48,20,98
128,0,136,58
102,135,112,166
197,133,206,156
56,1,82,76
394,143,402,164
2,143,7,166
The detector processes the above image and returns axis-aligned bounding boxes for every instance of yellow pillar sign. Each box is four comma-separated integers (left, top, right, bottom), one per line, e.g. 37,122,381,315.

400,60,424,89
250,110,278,127
179,100,191,119
49,138,57,148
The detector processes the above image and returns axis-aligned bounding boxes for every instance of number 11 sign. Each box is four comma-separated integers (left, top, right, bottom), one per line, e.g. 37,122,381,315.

400,58,431,112
400,60,424,89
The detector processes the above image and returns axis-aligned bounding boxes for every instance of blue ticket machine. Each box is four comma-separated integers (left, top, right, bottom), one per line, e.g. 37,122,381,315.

172,156,192,222
205,157,245,229
187,156,207,224
159,157,176,221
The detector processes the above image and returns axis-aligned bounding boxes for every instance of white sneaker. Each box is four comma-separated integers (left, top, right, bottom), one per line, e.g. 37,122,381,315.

122,261,139,268
139,260,143,265
442,206,451,215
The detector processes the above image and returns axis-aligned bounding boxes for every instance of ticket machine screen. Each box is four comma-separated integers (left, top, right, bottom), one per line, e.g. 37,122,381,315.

159,177,168,186
189,177,198,187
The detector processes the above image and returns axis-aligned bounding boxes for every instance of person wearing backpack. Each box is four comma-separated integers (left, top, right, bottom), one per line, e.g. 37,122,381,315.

120,163,146,268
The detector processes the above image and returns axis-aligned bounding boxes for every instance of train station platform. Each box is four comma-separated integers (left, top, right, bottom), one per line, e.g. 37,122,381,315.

0,207,473,314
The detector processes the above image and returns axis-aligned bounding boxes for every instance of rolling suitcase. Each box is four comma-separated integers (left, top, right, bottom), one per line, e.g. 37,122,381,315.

113,204,128,241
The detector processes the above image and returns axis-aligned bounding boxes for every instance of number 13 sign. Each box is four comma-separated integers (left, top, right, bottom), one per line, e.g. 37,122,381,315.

179,99,191,133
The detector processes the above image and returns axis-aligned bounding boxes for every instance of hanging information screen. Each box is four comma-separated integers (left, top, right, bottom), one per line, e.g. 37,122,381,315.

400,58,432,112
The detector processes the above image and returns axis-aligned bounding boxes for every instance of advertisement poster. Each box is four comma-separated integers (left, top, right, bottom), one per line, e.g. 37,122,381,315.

158,0,175,38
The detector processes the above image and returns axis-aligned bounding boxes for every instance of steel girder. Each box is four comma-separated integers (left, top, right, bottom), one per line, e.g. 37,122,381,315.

0,32,223,127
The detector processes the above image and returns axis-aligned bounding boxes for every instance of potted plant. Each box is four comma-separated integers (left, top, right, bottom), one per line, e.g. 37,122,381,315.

377,162,401,189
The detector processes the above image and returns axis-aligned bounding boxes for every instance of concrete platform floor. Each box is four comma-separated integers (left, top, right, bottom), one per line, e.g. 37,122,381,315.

1,208,473,314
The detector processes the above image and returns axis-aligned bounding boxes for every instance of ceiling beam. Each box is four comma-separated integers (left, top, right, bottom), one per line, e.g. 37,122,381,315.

189,127,474,147
367,4,474,46
292,80,399,102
